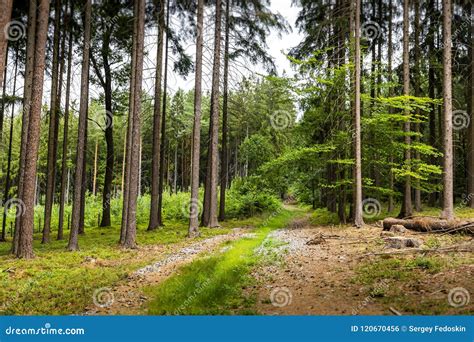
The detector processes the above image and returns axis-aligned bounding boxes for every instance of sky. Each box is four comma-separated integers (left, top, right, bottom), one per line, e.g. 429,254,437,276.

167,0,303,92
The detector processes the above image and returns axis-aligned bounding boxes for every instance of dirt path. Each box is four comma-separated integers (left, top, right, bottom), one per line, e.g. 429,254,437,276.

252,215,474,315
85,228,251,315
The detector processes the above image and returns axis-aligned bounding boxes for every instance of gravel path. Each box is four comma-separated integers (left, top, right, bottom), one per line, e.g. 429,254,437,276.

85,228,249,315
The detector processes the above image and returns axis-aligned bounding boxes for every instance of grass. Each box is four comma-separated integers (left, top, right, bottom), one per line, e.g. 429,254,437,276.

0,213,275,315
145,207,304,315
354,254,474,314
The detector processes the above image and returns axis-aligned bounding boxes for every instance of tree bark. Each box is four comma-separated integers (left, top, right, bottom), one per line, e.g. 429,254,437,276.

188,0,204,237
0,0,13,92
428,0,437,207
16,0,51,258
99,25,114,227
43,0,62,243
219,0,230,222
441,0,454,220
1,50,17,242
148,0,165,230
414,0,422,212
353,0,364,228
467,1,474,207
121,0,145,249
157,0,171,227
398,0,413,218
202,0,222,228
58,8,73,240
67,0,91,251
13,0,37,255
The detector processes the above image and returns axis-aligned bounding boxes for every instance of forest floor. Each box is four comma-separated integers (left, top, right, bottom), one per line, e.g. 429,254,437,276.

251,213,474,315
1,205,473,315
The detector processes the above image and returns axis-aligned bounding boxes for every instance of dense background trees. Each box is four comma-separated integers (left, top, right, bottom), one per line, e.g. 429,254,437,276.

0,0,470,258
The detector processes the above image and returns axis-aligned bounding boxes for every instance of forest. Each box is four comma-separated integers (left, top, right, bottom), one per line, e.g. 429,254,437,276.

0,0,472,315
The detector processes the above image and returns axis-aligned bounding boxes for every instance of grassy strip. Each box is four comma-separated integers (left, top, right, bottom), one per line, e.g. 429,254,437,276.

145,207,304,315
0,216,270,315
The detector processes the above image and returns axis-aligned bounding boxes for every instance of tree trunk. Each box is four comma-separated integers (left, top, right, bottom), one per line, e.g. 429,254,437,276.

413,0,422,212
1,50,17,242
78,101,87,235
100,32,115,227
467,0,474,208
58,8,73,240
148,0,165,230
67,0,91,251
157,0,171,227
202,0,222,228
0,0,13,92
441,0,454,220
42,0,62,244
353,0,364,228
92,138,98,196
188,0,204,237
13,0,37,255
398,0,413,218
121,0,145,249
219,0,230,222
16,0,51,258
387,0,394,213
428,0,437,207
0,51,7,148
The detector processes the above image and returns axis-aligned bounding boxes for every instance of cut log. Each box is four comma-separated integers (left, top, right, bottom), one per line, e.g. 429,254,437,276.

382,217,474,235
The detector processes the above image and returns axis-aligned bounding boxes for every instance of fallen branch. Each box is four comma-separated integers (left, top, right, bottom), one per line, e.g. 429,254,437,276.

382,217,474,235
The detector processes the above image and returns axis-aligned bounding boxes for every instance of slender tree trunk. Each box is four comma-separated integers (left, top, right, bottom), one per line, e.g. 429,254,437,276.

219,0,230,221
148,0,165,230
92,138,98,196
120,0,139,244
157,0,170,227
58,10,73,240
353,0,364,228
202,0,222,228
441,0,454,219
42,0,62,244
0,0,13,92
398,0,413,218
13,0,37,255
414,0,422,212
78,118,87,234
0,51,7,147
467,1,474,207
1,50,17,242
99,28,114,227
16,0,51,258
387,0,394,213
188,0,204,237
428,0,438,207
121,0,145,249
67,0,91,251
